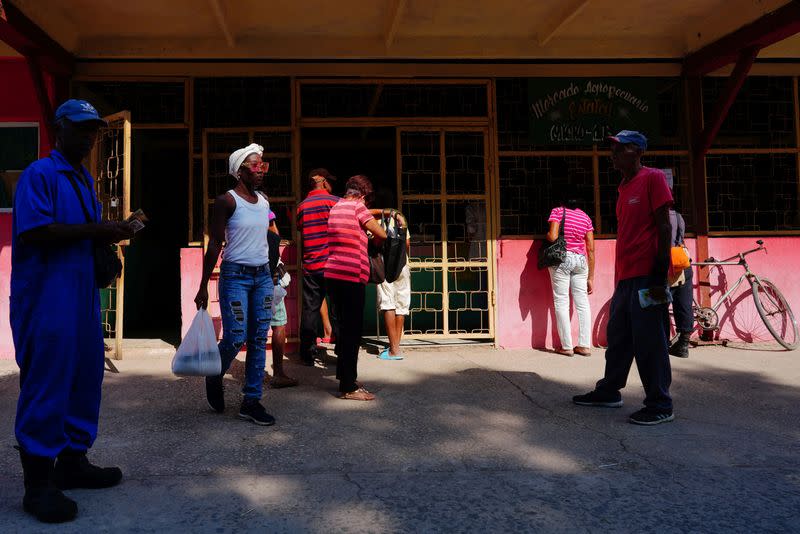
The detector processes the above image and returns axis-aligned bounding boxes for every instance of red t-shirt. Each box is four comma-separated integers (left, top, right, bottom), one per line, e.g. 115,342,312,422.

297,189,340,273
548,207,594,255
324,199,374,284
615,167,673,282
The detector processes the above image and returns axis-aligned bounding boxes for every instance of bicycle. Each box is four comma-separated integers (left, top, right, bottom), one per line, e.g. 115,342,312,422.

670,240,799,350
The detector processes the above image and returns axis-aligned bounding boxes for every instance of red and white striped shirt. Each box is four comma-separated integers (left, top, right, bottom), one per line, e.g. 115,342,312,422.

324,199,374,284
297,189,340,274
548,207,594,256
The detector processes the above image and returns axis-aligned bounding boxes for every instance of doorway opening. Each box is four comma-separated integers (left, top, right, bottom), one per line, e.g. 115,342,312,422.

124,130,189,344
301,126,396,337
299,125,495,345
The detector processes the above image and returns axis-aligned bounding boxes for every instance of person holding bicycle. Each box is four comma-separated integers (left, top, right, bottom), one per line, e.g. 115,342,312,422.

668,204,694,358
572,131,676,426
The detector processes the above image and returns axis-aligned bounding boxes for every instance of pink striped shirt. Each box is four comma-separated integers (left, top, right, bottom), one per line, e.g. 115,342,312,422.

325,199,374,284
548,207,594,256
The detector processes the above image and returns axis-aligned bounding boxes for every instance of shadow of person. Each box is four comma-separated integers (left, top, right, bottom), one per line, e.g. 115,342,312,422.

518,242,558,349
593,298,612,348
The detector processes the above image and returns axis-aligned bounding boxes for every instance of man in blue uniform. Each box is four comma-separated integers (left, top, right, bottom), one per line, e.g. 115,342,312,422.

12,100,134,523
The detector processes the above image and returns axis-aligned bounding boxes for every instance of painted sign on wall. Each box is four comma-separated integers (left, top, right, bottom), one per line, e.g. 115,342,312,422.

528,78,660,145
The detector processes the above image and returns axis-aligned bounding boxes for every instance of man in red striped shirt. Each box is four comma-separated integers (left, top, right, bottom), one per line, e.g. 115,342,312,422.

297,169,340,366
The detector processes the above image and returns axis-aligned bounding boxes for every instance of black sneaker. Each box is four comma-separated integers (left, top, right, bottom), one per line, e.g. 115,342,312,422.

572,390,623,407
205,375,224,413
629,408,674,426
669,334,690,358
238,400,276,426
299,350,316,367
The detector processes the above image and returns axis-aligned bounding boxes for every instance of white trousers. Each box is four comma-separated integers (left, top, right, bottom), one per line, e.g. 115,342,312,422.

548,252,592,350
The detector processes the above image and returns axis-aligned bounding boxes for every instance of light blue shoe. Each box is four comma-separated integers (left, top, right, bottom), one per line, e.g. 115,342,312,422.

378,349,403,360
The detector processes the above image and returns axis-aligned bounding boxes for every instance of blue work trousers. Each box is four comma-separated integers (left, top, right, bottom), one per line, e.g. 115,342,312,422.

597,276,673,412
13,281,104,459
670,267,694,334
218,261,273,401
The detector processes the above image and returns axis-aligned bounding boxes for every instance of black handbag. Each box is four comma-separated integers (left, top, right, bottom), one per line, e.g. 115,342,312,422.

381,210,408,283
368,240,386,284
65,172,123,288
537,206,567,270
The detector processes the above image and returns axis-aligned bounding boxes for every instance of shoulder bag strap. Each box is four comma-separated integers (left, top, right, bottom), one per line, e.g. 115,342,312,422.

64,172,96,224
558,206,566,238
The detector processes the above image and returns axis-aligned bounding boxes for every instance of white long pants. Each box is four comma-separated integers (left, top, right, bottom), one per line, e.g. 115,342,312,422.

548,252,592,350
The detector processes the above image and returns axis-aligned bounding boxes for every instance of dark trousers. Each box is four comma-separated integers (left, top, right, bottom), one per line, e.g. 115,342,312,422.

597,276,673,412
670,267,694,334
327,279,366,393
299,271,337,362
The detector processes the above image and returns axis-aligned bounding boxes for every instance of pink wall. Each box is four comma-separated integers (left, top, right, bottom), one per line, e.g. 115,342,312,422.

705,237,800,344
496,237,800,349
0,58,55,359
497,238,616,350
0,213,13,359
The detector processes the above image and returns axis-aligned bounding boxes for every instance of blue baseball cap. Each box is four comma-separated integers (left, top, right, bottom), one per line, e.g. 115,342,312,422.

54,99,107,125
608,130,647,150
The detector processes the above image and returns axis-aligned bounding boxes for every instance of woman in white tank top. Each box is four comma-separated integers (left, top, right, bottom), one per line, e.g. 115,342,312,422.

194,143,276,426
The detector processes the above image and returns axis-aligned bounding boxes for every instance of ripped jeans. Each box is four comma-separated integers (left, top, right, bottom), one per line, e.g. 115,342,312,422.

218,261,273,401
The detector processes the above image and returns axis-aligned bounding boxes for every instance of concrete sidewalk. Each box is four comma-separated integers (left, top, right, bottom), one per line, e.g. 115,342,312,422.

1,343,798,533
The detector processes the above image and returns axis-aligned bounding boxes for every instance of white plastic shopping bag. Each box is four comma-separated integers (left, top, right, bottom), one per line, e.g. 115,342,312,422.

272,285,287,313
171,309,222,376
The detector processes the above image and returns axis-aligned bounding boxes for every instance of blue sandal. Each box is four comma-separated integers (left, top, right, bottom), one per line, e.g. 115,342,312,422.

378,349,403,360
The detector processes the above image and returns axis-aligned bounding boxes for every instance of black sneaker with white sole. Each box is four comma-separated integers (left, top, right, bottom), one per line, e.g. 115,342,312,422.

238,400,276,426
572,390,623,407
205,375,225,413
628,408,674,426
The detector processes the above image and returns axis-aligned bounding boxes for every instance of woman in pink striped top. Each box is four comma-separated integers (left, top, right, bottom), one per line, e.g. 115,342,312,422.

546,199,595,356
325,175,387,401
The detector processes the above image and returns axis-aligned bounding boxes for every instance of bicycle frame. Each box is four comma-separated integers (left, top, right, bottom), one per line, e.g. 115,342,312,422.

690,242,766,314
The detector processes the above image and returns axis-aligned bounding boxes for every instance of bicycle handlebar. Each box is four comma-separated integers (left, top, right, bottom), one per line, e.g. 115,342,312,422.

697,240,765,266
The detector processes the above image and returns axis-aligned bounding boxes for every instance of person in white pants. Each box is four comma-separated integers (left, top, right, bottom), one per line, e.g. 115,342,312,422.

546,200,595,356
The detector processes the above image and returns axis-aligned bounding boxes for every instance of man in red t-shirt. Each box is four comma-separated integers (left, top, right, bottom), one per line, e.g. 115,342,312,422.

573,131,676,426
297,168,339,366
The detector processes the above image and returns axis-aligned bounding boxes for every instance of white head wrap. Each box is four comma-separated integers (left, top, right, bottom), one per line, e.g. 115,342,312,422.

228,143,264,179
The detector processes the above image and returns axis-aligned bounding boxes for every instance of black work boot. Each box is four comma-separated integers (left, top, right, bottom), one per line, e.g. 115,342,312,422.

53,449,123,490
669,332,691,358
18,448,77,523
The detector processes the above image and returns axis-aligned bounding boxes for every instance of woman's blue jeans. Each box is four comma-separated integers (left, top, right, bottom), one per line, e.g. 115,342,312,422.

218,261,273,401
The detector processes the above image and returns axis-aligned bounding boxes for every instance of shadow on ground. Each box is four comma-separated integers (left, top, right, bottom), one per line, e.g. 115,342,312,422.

0,346,798,532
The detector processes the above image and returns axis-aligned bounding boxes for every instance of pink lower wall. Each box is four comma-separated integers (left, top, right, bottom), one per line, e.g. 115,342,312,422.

496,237,800,349
0,213,13,360
0,58,55,360
704,237,800,345
0,236,796,360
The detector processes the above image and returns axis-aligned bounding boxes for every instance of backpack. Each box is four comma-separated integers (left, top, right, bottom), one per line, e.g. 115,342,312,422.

381,210,408,283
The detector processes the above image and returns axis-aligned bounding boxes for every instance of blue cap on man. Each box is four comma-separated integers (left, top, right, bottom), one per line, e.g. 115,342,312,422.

608,130,647,150
54,99,107,125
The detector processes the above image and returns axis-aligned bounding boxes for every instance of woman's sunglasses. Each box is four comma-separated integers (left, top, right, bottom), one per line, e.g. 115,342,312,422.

241,161,270,173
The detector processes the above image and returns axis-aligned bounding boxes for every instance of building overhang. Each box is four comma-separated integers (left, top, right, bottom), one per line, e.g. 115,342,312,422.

2,0,799,64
